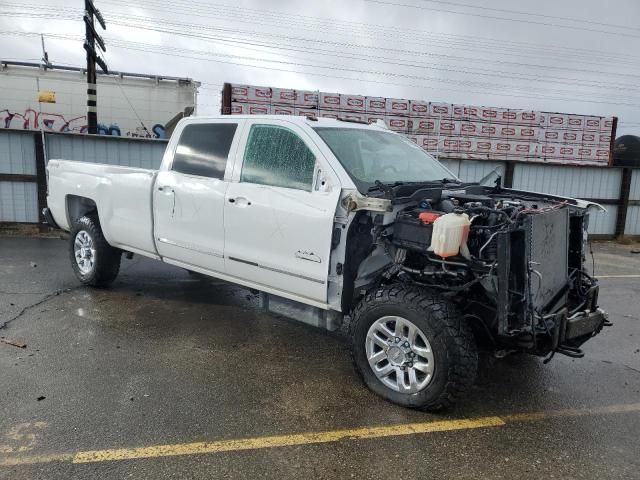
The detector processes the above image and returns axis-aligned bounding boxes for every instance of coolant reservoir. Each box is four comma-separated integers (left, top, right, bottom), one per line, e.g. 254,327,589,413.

430,212,470,258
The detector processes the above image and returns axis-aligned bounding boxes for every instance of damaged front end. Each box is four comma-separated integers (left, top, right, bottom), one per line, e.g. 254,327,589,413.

352,182,610,360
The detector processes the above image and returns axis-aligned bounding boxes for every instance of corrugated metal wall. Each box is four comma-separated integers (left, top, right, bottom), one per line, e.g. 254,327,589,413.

439,159,505,183
0,131,38,222
0,131,37,175
1,129,639,236
629,169,640,202
512,163,621,235
46,134,167,169
0,130,167,223
625,169,640,235
512,164,621,199
0,181,38,222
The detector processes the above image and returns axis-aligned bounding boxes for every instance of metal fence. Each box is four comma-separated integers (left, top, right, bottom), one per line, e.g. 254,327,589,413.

46,134,166,170
429,156,632,236
627,169,640,235
0,130,39,223
0,129,167,224
0,128,638,237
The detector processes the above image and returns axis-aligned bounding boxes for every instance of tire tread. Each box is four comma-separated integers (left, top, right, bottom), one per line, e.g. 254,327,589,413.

69,214,121,287
350,283,477,411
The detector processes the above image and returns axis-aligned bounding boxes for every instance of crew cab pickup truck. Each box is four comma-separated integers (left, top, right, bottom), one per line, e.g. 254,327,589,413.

44,115,608,410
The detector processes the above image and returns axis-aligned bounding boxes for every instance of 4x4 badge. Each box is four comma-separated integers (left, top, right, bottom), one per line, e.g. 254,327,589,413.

295,250,321,263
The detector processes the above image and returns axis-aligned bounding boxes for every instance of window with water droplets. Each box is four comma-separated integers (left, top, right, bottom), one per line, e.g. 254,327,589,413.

241,125,316,191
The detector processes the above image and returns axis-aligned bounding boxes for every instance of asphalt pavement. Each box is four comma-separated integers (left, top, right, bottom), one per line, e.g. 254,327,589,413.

1,236,639,479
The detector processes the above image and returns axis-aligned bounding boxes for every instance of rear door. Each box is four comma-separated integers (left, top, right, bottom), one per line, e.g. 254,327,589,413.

153,119,242,273
224,120,341,303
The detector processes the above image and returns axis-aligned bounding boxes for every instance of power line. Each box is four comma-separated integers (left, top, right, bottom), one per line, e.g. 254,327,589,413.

104,0,640,53
411,0,640,32
8,30,637,113
6,1,640,68
3,25,633,99
95,14,640,81
20,30,637,103
2,12,637,112
98,39,640,109
5,4,640,75
98,0,640,68
107,42,640,103
364,0,640,39
100,36,640,94
4,29,638,107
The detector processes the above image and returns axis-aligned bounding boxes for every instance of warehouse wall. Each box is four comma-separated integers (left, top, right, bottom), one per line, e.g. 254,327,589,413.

0,128,638,237
0,63,197,138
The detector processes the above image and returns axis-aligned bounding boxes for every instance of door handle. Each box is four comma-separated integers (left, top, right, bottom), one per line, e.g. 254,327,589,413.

228,197,251,206
158,186,174,193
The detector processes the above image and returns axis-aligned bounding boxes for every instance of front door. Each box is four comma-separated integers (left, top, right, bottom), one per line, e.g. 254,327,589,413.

153,119,241,273
224,121,340,303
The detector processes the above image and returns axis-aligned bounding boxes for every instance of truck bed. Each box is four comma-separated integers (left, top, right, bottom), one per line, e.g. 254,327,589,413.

47,159,158,256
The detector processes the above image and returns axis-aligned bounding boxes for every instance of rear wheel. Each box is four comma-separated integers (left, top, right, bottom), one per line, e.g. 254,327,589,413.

350,284,478,411
69,214,121,287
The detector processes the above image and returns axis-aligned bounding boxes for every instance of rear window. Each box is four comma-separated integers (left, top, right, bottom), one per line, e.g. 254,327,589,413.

173,123,237,179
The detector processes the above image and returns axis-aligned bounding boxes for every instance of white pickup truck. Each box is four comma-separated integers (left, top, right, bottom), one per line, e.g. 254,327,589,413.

44,115,608,410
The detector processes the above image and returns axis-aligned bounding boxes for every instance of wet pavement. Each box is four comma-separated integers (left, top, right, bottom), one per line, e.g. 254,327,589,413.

1,237,639,479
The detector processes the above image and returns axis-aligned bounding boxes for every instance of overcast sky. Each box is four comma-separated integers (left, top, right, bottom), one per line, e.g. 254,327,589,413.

2,0,640,135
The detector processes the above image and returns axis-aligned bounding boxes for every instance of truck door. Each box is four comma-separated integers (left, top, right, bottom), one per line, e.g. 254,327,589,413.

224,120,341,303
153,119,242,273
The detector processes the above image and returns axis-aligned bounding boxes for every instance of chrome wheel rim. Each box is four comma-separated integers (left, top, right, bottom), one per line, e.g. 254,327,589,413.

366,316,435,393
74,230,96,275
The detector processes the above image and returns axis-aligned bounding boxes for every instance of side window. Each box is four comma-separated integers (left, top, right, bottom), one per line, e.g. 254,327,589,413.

172,123,237,179
241,125,316,191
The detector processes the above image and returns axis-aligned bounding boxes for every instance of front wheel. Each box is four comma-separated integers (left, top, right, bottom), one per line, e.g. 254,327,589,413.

350,284,478,411
69,214,121,287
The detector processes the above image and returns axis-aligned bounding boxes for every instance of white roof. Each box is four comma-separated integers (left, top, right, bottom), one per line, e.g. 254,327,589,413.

190,114,390,130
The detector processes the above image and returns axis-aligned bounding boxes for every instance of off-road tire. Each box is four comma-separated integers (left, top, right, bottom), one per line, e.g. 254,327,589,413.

350,284,478,411
69,214,121,287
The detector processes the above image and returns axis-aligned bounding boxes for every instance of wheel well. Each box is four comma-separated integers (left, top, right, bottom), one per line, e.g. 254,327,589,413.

66,195,97,225
341,212,375,313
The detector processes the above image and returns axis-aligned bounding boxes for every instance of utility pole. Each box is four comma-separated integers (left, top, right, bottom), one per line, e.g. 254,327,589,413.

83,0,108,134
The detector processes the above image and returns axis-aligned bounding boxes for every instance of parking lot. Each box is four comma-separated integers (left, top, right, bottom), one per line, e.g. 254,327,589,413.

1,236,639,479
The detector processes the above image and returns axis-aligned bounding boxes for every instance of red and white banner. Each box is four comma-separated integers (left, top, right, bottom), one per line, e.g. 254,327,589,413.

226,83,617,166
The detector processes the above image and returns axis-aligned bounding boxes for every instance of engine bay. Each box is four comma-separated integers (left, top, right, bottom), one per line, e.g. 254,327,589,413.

351,182,607,359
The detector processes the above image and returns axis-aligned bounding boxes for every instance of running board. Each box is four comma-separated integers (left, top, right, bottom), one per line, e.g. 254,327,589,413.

259,292,343,332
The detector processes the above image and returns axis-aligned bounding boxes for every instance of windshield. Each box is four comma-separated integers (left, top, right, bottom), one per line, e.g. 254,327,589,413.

313,127,456,191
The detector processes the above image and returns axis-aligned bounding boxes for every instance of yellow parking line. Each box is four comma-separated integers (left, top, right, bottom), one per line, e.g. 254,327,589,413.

502,402,640,422
598,274,640,278
72,417,504,464
2,402,640,466
0,453,73,466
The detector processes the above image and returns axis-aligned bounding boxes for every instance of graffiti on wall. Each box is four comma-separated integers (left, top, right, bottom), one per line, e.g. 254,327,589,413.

1,109,88,133
0,109,169,138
